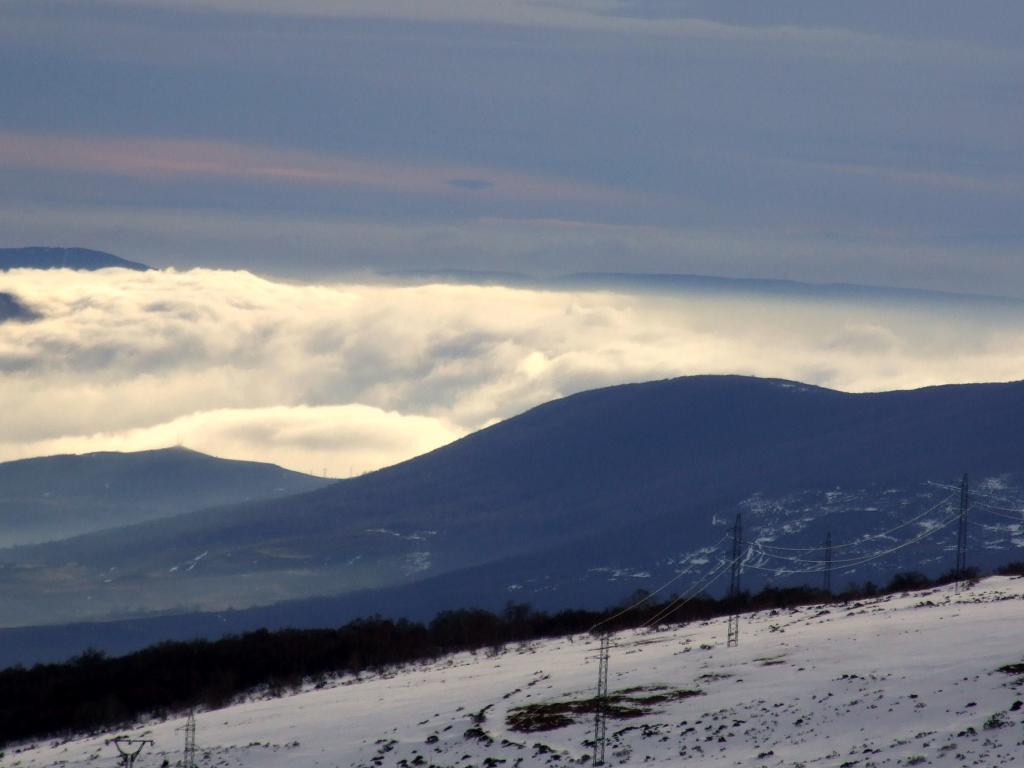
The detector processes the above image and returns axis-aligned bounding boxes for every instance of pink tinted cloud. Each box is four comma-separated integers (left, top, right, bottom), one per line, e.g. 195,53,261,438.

0,132,624,205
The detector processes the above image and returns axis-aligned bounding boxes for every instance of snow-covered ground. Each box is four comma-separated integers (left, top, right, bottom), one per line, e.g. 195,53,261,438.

7,577,1024,768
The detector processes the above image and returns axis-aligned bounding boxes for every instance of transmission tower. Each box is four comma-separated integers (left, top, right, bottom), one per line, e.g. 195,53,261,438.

108,737,153,768
727,513,742,648
823,531,833,595
955,473,969,593
178,708,198,768
592,632,611,766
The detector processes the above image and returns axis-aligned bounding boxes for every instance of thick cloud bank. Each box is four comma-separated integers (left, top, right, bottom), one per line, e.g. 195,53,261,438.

2,268,1023,475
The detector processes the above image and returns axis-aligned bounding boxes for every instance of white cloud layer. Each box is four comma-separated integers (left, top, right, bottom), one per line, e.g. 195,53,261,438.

2,268,1024,476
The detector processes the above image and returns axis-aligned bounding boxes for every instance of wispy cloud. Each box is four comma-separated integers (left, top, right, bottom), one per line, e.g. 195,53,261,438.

77,0,1015,64
811,161,1023,196
0,132,623,205
2,268,1024,475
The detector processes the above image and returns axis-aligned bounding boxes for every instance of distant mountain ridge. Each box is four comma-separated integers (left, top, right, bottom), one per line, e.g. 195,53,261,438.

4,248,1019,307
553,271,1024,306
0,247,150,271
3,375,1024,642
384,268,1024,307
0,446,333,547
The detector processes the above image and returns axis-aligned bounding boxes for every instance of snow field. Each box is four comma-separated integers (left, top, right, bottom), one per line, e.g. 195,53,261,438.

6,577,1024,768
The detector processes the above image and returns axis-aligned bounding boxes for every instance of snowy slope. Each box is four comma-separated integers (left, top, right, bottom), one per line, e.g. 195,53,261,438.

8,577,1024,768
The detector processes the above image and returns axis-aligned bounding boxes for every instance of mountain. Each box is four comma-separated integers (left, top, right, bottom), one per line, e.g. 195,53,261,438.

2,375,1023,640
8,577,1024,767
0,246,150,271
385,269,1024,310
0,291,39,322
0,447,334,547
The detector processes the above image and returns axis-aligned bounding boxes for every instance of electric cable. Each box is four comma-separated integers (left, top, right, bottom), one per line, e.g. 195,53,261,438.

588,532,731,632
757,491,957,552
642,546,750,628
744,510,962,576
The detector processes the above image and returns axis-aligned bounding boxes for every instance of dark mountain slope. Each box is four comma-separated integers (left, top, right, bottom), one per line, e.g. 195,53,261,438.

0,292,39,322
3,376,1023,632
554,271,1024,307
0,247,150,271
0,447,333,547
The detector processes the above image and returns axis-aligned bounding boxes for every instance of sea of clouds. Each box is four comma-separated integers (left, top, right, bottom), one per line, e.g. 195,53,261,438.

2,267,1023,476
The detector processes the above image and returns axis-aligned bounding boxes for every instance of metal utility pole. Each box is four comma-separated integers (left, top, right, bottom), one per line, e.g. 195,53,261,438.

179,708,198,768
955,473,969,593
727,513,742,648
592,632,611,766
823,531,833,595
108,737,154,768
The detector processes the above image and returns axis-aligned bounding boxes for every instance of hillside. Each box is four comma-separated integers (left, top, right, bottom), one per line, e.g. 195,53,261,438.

6,576,1024,768
0,292,38,322
0,246,150,271
0,447,334,547
2,375,1023,632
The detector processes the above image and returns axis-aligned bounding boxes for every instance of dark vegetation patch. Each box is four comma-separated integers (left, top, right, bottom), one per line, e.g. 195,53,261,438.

997,662,1024,675
506,686,701,732
996,562,1024,577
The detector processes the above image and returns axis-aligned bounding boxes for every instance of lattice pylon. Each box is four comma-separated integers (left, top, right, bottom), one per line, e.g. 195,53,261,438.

727,513,742,647
592,632,610,765
183,708,197,768
955,474,969,593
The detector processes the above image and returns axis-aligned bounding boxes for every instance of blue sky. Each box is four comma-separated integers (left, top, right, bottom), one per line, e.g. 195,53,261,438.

2,0,1022,293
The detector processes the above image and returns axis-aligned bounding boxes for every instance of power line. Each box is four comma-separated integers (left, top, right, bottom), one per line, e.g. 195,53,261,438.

641,545,744,628
757,491,957,553
589,533,732,632
929,481,1021,509
972,503,1024,523
823,531,832,594
587,476,975,662
745,509,963,576
973,498,1024,514
177,708,198,768
754,508,960,567
955,474,969,593
726,513,743,648
594,500,961,655
591,632,611,766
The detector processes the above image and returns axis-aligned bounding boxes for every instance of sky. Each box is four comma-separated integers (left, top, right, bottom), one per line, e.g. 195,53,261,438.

1,0,1022,291
2,2,1023,475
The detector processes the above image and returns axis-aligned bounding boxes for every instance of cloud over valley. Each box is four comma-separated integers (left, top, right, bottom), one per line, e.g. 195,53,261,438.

3,267,1024,475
